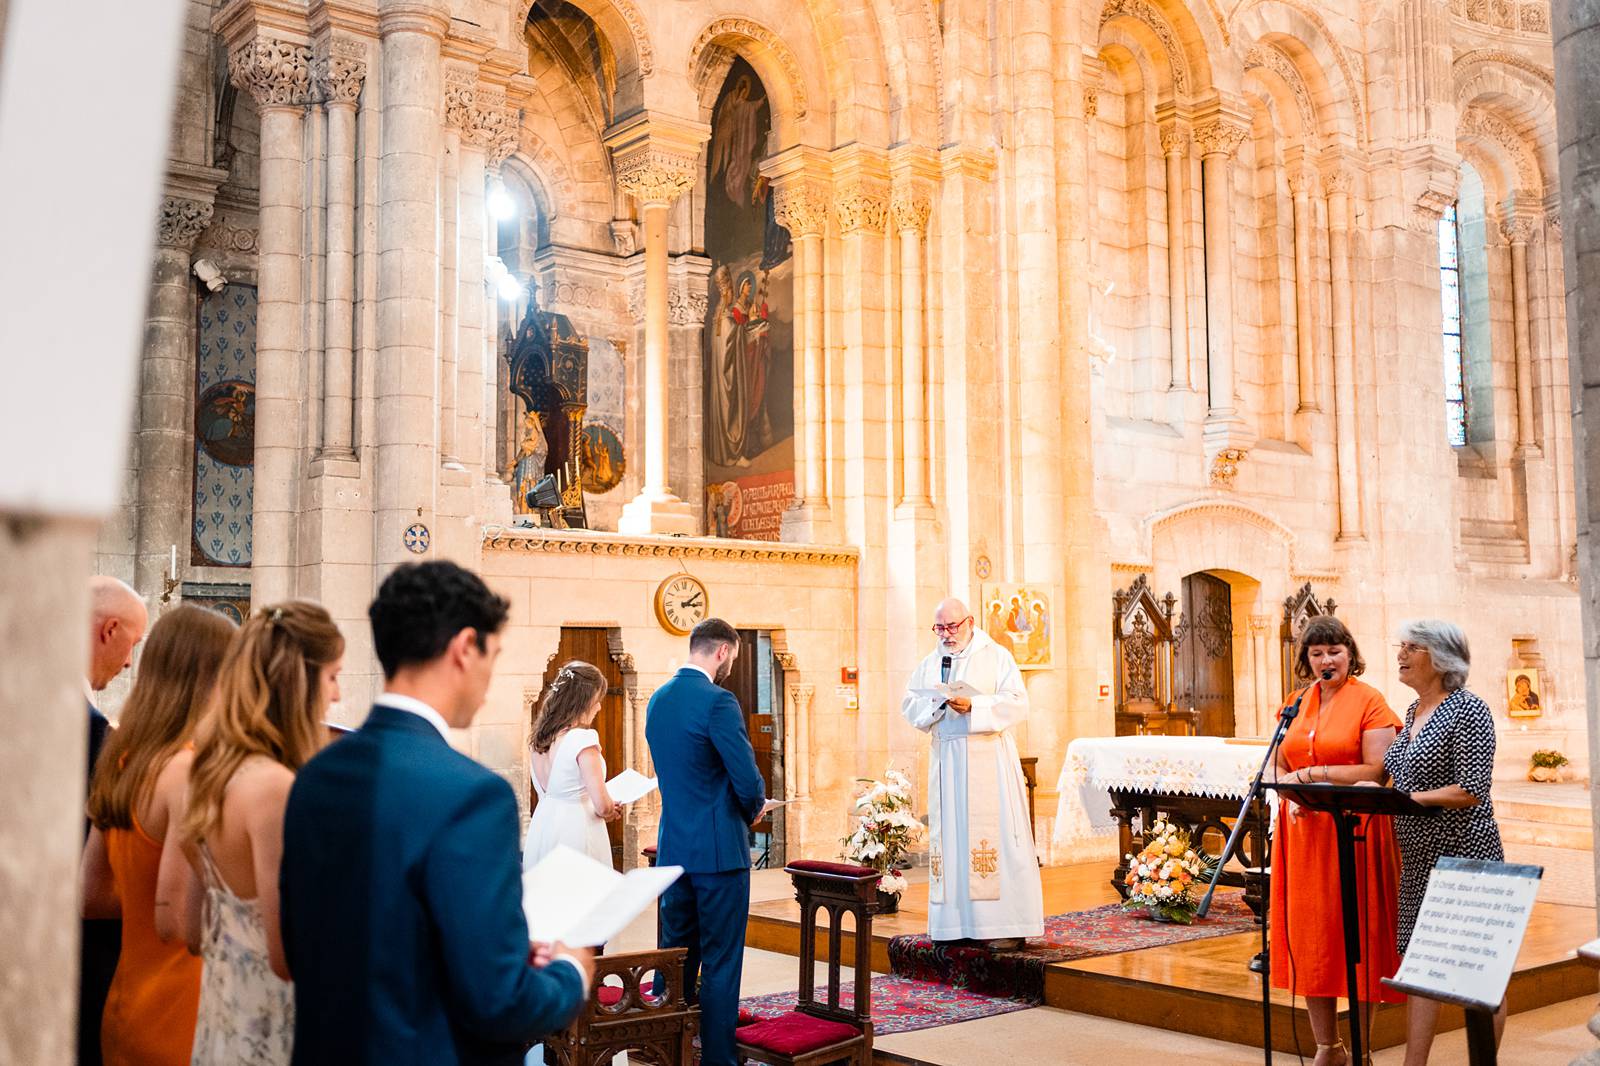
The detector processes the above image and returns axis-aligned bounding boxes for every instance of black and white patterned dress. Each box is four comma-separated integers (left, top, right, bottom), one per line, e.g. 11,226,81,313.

1384,688,1504,954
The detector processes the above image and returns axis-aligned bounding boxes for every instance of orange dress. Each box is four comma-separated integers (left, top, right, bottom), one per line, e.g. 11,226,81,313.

1268,678,1405,1001
101,814,202,1065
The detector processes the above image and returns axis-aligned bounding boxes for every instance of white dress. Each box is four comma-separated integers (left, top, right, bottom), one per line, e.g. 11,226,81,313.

190,843,294,1066
523,728,613,871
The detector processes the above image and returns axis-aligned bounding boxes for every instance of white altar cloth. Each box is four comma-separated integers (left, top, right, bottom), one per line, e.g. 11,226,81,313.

1052,735,1270,847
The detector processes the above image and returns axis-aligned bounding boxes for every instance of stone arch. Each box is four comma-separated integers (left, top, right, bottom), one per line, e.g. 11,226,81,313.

861,0,943,148
1230,1,1366,149
1242,41,1315,148
1135,499,1310,577
1099,0,1200,101
1454,56,1558,196
514,0,652,115
515,56,616,248
688,17,813,149
1458,105,1542,207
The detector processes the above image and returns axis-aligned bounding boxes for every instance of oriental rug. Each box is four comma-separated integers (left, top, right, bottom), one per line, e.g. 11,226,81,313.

886,889,1258,1003
737,974,1035,1036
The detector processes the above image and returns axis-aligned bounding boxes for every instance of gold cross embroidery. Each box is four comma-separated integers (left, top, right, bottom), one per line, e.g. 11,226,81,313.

970,839,999,878
930,848,943,880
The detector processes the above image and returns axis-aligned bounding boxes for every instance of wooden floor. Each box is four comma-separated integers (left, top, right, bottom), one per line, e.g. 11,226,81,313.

746,863,1597,1053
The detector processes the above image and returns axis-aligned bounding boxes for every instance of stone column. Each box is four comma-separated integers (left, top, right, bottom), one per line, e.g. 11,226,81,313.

1503,208,1540,453
438,66,474,471
765,148,832,539
1194,109,1255,469
1323,164,1364,539
1289,165,1320,412
892,177,934,511
314,37,366,463
373,1,447,568
227,32,314,602
1551,10,1600,1029
134,193,213,599
1158,117,1192,391
479,95,518,506
605,113,706,536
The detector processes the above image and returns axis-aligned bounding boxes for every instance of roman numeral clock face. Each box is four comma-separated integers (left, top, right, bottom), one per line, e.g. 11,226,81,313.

654,574,709,636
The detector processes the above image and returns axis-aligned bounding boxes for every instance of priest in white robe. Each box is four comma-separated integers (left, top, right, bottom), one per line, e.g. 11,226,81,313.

901,597,1044,947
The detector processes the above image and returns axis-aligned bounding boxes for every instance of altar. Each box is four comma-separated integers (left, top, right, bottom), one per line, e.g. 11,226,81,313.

1053,734,1272,916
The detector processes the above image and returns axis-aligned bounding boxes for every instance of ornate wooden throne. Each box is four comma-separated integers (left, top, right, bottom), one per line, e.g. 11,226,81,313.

508,294,590,528
1112,574,1193,736
1280,582,1337,699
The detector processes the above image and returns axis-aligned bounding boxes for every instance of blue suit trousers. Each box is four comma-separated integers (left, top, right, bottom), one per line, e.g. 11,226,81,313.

658,869,750,1066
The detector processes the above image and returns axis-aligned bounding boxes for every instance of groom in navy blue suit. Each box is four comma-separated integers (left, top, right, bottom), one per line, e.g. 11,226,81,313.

281,561,593,1066
646,618,771,1066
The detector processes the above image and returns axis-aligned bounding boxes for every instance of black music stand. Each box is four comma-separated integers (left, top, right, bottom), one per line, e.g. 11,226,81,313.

1266,782,1435,1064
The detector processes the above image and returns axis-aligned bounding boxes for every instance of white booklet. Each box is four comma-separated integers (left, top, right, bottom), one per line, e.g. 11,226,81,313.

910,679,986,702
605,768,659,806
522,845,682,948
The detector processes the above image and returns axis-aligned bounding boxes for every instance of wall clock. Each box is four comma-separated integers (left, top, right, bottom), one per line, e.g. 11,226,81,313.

654,573,709,636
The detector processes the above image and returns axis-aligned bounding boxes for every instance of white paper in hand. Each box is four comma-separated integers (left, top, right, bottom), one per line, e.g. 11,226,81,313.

605,768,658,805
911,680,987,702
522,845,682,948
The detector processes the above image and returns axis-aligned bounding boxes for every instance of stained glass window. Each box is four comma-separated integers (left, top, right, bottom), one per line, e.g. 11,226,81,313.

1439,203,1467,446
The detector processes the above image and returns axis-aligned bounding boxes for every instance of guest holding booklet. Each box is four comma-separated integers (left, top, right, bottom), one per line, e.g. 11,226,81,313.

525,660,621,871
280,562,593,1066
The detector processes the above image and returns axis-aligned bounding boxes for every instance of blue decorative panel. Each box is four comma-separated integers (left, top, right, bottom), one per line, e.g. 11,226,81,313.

192,284,257,567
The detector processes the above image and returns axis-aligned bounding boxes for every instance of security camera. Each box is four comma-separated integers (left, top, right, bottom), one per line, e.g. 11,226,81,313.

193,258,227,292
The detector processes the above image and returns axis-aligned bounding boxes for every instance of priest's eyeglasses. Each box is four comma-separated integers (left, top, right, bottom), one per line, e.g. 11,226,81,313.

931,617,972,634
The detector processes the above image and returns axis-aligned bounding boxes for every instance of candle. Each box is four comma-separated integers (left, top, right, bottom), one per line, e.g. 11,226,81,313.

169,545,177,581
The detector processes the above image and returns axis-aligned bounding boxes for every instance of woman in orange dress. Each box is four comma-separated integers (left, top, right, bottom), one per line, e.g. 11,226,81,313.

81,605,237,1065
1269,616,1404,1066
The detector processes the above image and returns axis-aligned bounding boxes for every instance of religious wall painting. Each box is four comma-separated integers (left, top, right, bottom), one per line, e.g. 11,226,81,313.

703,58,794,541
191,283,257,567
981,583,1053,669
580,336,625,499
179,582,251,624
579,421,625,494
1507,668,1543,718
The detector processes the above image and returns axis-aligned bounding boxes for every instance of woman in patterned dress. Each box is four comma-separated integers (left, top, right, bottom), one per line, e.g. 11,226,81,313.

180,602,345,1066
1386,619,1505,1066
1268,616,1405,1066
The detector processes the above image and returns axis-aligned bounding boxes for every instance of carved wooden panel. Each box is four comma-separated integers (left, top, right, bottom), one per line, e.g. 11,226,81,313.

1175,573,1234,737
1280,582,1337,699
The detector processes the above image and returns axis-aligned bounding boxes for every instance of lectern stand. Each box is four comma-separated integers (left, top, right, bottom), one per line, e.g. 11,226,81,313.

1265,782,1435,1064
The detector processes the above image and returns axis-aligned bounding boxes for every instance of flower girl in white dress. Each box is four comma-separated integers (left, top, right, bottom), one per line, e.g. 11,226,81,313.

524,661,620,871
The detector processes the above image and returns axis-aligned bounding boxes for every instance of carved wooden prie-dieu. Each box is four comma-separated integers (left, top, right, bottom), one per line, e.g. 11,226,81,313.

1112,574,1197,736
509,295,591,527
544,947,697,1066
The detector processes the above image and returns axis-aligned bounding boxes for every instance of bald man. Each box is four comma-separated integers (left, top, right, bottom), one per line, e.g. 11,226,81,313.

81,576,146,1066
901,597,1043,948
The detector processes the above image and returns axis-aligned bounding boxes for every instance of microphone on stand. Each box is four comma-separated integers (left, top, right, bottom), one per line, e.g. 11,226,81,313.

1321,668,1335,681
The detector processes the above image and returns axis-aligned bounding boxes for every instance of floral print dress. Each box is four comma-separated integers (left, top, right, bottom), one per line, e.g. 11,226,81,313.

189,843,293,1066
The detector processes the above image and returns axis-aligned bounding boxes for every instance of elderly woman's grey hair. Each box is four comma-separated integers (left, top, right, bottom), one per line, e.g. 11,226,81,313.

1399,619,1471,690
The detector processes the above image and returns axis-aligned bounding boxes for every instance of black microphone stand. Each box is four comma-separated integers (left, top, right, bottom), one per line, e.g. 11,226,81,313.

1195,680,1310,1066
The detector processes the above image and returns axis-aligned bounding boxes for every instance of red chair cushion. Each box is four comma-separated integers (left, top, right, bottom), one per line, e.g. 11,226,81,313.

737,1010,862,1055
596,985,624,1007
785,859,880,879
738,1008,761,1026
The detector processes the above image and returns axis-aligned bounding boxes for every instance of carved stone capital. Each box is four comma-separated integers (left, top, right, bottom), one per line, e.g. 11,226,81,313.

1209,447,1248,487
1287,167,1318,197
229,35,316,109
835,179,890,235
615,147,698,207
472,87,520,166
1158,121,1188,157
1501,215,1538,245
1321,167,1355,197
443,67,477,130
890,184,933,234
668,285,709,327
1192,117,1249,158
158,196,215,249
772,181,829,238
314,37,367,106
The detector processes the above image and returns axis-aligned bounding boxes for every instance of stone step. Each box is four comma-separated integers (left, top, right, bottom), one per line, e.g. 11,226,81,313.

1503,840,1598,908
1499,817,1595,850
1497,797,1593,828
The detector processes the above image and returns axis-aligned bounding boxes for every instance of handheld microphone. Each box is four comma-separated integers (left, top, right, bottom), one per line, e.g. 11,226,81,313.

940,655,952,683
1320,668,1335,681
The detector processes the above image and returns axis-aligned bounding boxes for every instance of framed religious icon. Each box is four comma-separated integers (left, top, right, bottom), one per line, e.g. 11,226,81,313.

980,583,1052,669
1507,668,1543,718
654,573,709,636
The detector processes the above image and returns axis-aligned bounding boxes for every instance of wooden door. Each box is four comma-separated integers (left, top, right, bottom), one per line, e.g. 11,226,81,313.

1174,573,1235,737
534,628,627,867
717,630,784,866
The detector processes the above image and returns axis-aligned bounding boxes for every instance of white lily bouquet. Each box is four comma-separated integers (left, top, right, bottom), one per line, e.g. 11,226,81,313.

841,767,925,896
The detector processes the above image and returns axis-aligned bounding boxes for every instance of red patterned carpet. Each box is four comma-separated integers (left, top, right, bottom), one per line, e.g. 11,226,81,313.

738,973,1035,1035
886,889,1258,1003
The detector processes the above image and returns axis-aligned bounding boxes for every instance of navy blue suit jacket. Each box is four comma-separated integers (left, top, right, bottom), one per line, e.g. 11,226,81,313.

645,668,766,873
281,705,584,1066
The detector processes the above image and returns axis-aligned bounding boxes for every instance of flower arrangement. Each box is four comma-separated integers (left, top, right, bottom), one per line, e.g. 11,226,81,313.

841,768,924,897
1121,817,1215,924
1529,748,1570,782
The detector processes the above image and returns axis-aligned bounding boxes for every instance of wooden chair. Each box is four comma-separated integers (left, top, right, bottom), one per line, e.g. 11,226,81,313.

735,860,879,1066
543,947,697,1066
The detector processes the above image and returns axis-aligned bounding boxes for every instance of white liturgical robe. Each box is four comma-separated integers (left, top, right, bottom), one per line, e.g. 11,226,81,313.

901,630,1044,941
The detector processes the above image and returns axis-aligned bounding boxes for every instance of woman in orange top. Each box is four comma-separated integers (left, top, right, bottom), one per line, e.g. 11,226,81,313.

81,605,236,1065
1269,616,1404,1066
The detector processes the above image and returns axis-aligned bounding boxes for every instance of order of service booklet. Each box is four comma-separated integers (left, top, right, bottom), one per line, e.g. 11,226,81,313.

604,768,659,806
521,845,682,948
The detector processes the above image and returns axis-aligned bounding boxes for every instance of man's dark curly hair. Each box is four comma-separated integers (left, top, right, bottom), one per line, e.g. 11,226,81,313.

369,561,510,679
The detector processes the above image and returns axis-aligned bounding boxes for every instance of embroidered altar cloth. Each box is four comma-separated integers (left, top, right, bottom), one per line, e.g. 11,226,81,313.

1052,735,1270,846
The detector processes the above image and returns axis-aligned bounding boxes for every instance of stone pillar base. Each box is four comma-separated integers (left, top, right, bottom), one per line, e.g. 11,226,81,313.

618,491,697,536
780,500,834,543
